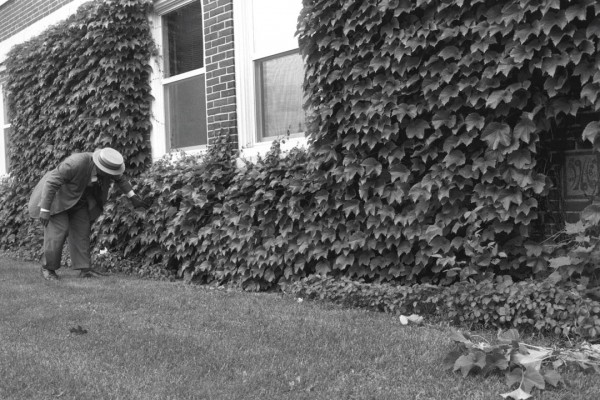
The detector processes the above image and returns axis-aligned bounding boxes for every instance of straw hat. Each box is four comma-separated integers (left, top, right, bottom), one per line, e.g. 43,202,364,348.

92,148,125,175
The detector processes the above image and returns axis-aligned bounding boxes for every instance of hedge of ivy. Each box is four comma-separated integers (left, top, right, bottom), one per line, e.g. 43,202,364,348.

296,0,600,282
93,136,317,290
0,0,154,256
289,275,600,339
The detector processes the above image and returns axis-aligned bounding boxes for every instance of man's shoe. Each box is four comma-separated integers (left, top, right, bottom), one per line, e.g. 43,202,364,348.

75,268,107,278
41,267,59,281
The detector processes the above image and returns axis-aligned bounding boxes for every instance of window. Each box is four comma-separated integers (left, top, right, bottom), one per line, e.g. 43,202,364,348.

234,0,306,152
161,0,207,150
256,50,305,140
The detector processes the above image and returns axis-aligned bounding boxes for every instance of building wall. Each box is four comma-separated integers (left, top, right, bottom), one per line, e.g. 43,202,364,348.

203,0,237,144
0,0,75,43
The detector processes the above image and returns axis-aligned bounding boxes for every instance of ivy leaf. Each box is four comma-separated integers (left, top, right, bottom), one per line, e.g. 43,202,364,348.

361,158,383,176
443,150,466,168
543,369,563,388
486,90,509,108
453,352,484,377
314,189,329,204
582,121,600,145
481,122,512,150
439,84,459,106
507,149,532,169
498,328,520,343
344,163,365,181
506,367,523,388
432,110,456,129
486,351,510,371
449,329,473,345
439,45,460,60
540,10,568,35
566,3,587,22
586,17,600,39
581,83,600,105
315,261,331,275
466,113,485,131
406,119,430,139
565,221,585,234
521,365,545,392
389,164,410,182
581,203,600,225
549,256,573,269
500,387,532,400
513,117,537,143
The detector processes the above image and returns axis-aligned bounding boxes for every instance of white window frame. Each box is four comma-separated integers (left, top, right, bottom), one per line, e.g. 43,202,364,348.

234,0,307,159
0,80,9,176
150,0,208,158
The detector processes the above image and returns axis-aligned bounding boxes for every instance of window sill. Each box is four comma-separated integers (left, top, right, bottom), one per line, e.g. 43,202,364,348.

239,136,308,163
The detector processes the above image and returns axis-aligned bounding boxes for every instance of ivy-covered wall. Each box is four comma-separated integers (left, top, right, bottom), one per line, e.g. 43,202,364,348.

0,0,154,257
297,0,600,282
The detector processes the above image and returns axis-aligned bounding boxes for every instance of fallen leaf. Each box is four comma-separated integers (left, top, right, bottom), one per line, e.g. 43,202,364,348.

407,314,424,324
500,387,533,399
69,325,88,335
498,328,520,343
543,369,563,388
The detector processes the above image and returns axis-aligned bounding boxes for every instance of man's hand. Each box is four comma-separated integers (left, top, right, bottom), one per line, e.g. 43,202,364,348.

130,194,150,210
39,210,50,227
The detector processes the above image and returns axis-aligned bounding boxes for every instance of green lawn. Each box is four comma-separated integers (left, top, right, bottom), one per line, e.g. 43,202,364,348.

0,258,598,400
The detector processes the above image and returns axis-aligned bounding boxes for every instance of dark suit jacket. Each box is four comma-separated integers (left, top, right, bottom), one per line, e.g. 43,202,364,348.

28,152,133,221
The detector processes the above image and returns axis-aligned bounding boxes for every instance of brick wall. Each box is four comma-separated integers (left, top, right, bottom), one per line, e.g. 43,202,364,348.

203,0,237,145
0,0,75,43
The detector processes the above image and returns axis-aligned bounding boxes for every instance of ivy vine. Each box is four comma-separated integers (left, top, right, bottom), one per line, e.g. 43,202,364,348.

297,0,600,282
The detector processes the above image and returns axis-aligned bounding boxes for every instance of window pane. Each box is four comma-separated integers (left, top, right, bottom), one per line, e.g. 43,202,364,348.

164,0,204,77
258,52,305,140
4,126,11,172
166,74,207,148
2,93,8,123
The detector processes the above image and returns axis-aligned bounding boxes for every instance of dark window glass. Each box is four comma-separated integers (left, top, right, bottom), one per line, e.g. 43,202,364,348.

257,51,305,140
4,126,11,172
163,0,204,77
166,75,207,148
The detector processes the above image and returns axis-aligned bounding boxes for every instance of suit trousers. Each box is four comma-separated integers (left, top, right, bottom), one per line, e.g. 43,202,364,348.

41,201,91,271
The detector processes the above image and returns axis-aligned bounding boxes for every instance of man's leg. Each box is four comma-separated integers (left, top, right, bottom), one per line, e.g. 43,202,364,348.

41,212,69,278
67,204,92,270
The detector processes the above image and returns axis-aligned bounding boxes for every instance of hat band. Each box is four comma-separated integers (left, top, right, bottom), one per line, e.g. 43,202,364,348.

97,155,122,172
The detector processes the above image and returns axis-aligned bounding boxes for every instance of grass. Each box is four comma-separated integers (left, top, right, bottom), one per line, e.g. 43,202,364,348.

0,258,598,400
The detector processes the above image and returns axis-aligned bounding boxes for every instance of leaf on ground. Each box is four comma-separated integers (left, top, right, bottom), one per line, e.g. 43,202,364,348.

498,328,520,343
543,369,563,388
513,348,552,370
522,365,546,392
450,329,473,345
454,354,476,377
506,367,523,388
454,351,486,377
500,387,533,399
444,349,463,370
486,350,510,371
69,325,88,335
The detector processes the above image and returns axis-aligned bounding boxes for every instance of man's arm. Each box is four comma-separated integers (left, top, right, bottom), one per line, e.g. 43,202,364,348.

113,175,149,209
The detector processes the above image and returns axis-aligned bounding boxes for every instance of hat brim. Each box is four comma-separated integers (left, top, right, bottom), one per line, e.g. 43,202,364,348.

93,149,125,175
